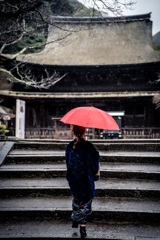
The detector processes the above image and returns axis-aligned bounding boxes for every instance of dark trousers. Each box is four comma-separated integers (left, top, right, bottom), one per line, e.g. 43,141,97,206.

71,197,92,224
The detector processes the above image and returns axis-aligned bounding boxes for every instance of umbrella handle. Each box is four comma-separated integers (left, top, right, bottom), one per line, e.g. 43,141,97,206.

94,163,100,181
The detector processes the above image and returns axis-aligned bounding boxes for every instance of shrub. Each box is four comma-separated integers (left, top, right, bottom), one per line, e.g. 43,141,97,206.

153,44,160,51
0,125,7,134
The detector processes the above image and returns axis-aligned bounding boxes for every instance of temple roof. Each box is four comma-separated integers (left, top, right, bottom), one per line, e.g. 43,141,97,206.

51,13,151,23
0,90,159,99
17,13,160,65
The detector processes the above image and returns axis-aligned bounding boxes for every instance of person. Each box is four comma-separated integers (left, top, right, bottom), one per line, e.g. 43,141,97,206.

65,125,100,239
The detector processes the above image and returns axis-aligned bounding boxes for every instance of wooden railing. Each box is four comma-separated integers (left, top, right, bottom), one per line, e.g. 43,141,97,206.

5,127,160,139
121,127,160,139
25,128,55,139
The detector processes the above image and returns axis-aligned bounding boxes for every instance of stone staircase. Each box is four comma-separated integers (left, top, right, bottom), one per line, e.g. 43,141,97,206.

0,139,160,239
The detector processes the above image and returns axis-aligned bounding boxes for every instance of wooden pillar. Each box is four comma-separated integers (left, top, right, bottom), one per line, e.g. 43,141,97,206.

69,124,73,139
40,103,45,128
55,120,58,139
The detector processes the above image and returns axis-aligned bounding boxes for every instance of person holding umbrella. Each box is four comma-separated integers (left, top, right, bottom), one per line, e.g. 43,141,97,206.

61,106,120,238
65,125,100,239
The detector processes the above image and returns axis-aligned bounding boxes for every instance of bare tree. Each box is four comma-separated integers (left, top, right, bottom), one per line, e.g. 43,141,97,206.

0,0,135,89
152,94,160,110
152,70,160,110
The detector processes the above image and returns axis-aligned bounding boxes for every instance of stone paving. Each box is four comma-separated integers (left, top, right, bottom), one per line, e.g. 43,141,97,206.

1,162,160,173
0,141,14,165
1,196,160,212
0,140,160,239
1,177,160,190
0,141,5,151
8,149,160,157
1,220,160,239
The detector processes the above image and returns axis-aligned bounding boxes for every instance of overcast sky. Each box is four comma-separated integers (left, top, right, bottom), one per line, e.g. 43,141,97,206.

79,0,160,35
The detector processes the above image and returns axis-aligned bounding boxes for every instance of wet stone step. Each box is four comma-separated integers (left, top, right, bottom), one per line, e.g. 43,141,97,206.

0,142,14,166
13,139,160,143
0,196,160,223
0,163,160,180
5,150,160,164
0,178,160,198
13,142,160,152
0,220,160,240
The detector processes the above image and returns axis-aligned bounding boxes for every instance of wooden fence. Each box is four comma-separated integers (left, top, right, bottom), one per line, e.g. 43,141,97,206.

25,128,55,139
121,127,160,139
5,127,160,139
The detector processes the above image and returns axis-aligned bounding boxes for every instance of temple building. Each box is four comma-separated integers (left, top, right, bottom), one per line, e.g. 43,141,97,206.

0,13,160,139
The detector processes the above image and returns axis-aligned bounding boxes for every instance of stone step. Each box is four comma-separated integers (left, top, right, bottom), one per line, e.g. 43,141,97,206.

12,139,160,143
0,141,14,166
1,163,160,180
5,150,160,164
0,220,160,240
13,142,160,152
0,196,160,223
0,178,160,198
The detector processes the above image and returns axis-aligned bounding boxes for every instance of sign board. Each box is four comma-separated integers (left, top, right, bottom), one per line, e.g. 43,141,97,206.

16,99,25,139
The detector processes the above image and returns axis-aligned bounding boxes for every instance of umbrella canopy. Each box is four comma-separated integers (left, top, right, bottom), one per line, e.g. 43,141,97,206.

60,106,120,130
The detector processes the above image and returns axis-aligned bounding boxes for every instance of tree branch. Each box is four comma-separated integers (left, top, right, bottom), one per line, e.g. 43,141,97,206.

2,32,72,60
0,0,43,18
152,94,160,110
0,28,25,54
0,67,68,89
0,0,137,90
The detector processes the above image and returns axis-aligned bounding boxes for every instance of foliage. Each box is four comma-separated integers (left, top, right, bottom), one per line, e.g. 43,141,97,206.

43,0,100,16
12,82,31,90
74,7,100,17
0,0,136,89
49,0,74,15
152,31,160,46
153,44,160,51
0,0,49,54
70,0,100,16
0,0,100,54
2,35,47,54
0,125,7,134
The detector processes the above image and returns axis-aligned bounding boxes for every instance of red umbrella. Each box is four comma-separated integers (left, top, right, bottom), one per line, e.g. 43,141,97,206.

60,106,120,130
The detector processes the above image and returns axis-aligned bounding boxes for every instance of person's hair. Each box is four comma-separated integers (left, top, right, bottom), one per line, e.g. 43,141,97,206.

73,125,85,149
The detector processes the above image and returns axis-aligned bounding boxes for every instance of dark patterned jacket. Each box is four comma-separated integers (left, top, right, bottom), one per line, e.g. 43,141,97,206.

65,138,100,202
